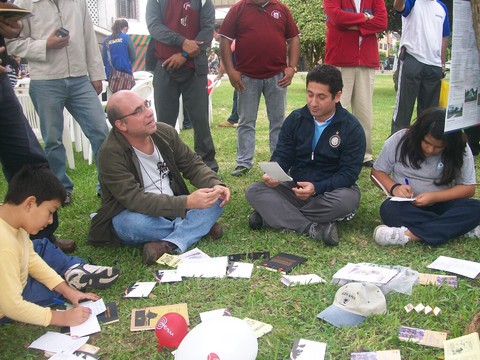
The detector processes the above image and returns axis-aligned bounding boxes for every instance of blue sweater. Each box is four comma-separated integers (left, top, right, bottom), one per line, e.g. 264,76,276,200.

103,33,136,78
272,103,366,195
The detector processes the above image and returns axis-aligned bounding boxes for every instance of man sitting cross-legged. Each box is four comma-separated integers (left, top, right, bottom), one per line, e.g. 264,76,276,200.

245,65,365,246
89,90,231,265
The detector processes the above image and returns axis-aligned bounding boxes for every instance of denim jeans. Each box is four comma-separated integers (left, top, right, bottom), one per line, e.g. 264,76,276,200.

112,200,224,252
29,76,109,192
236,72,287,168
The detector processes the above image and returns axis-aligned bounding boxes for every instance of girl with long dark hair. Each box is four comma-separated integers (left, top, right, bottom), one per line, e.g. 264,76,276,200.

371,107,480,245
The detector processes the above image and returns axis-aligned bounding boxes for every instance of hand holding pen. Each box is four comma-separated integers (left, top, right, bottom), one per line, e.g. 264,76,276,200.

399,178,414,198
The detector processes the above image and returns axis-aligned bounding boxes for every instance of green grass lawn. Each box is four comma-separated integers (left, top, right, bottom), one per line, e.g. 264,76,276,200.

0,74,479,359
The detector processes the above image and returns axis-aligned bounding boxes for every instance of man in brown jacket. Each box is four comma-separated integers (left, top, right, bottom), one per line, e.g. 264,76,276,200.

89,91,230,265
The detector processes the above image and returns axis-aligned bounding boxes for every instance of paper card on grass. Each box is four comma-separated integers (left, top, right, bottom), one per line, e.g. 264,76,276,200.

97,302,119,325
177,256,228,278
155,269,183,283
29,332,89,353
156,253,182,267
427,256,480,279
178,247,211,261
258,161,293,182
199,308,232,322
123,281,156,298
243,318,272,338
281,274,326,286
290,338,327,359
418,273,458,287
49,352,98,360
444,332,480,359
227,262,254,278
130,303,189,331
350,350,402,359
332,263,399,285
398,326,447,348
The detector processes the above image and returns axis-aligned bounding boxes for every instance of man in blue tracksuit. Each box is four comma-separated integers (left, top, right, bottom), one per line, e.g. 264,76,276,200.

246,65,366,246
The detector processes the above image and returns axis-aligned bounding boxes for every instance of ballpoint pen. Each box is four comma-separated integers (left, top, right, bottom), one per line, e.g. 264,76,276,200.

51,298,72,307
404,178,409,185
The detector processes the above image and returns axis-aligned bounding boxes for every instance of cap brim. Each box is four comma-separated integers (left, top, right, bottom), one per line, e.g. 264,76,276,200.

317,304,366,327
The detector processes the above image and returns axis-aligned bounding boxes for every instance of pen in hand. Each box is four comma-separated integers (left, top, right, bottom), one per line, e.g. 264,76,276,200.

404,178,414,198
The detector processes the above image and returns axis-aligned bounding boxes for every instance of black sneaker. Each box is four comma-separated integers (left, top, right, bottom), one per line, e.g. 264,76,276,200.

63,192,73,206
65,264,120,290
231,166,250,177
362,160,375,168
248,210,264,230
307,222,339,246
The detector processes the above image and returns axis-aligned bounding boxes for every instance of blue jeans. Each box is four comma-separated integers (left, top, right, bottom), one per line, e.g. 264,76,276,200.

236,72,287,168
29,76,109,192
112,200,224,252
380,198,480,245
0,239,83,324
227,89,239,124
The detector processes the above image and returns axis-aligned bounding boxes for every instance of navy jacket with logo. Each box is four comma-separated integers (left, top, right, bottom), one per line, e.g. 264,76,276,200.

272,103,366,195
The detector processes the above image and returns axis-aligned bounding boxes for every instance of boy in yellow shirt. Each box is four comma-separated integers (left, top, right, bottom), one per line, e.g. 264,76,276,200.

0,165,119,327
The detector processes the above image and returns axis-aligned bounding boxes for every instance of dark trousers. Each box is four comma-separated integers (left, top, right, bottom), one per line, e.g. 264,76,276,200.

227,89,239,124
380,198,480,245
391,53,442,134
0,73,58,239
153,63,218,171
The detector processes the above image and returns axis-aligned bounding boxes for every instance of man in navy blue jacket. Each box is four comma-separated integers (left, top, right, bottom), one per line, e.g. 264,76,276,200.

246,65,366,246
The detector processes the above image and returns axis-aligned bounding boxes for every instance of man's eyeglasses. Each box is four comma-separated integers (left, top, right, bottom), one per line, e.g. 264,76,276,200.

118,100,151,121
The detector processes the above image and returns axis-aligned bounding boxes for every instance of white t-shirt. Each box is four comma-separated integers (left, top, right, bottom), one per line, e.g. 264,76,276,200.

133,145,174,196
374,129,476,195
399,0,450,66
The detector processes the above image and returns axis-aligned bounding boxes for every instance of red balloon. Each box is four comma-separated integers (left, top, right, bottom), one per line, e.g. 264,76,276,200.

155,312,188,350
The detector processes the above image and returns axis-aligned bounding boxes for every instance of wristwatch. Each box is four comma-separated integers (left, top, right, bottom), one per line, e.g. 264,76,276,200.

289,65,298,73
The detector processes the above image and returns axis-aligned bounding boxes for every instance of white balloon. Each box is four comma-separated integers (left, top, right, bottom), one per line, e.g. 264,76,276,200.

175,316,258,360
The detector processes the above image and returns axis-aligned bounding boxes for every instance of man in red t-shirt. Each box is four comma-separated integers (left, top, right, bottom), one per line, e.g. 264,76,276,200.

219,0,300,177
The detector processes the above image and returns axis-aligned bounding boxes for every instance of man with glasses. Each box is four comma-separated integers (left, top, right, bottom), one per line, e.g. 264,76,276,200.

89,91,231,265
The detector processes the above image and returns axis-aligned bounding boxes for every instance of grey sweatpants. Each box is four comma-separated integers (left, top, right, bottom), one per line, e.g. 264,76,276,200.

246,181,361,234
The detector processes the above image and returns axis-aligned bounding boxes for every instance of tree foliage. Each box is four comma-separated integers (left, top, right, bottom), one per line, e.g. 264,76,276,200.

282,0,326,68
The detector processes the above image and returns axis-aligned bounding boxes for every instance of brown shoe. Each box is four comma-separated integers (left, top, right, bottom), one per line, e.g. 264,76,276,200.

52,238,77,253
206,222,223,240
218,121,235,128
142,241,176,265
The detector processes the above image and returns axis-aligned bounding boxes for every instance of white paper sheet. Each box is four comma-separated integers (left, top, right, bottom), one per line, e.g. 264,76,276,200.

28,332,88,354
258,162,293,182
427,256,480,279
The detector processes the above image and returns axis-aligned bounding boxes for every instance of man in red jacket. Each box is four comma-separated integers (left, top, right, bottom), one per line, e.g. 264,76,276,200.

323,0,387,167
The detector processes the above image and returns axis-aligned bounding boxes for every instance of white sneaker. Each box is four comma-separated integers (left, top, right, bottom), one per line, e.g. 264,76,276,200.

374,225,410,246
464,225,480,238
65,264,120,291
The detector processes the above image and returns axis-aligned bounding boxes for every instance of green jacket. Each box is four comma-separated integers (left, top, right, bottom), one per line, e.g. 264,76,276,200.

88,123,222,246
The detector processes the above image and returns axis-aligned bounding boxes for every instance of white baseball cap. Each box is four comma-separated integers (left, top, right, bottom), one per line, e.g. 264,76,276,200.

317,282,387,327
